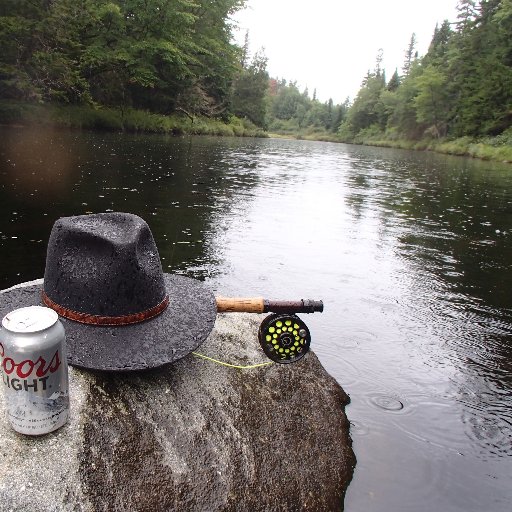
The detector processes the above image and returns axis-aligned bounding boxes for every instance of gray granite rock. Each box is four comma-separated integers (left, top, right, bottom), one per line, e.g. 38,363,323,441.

0,281,355,511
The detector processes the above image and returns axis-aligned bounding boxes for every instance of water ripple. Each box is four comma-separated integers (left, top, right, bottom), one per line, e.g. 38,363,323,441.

367,392,405,412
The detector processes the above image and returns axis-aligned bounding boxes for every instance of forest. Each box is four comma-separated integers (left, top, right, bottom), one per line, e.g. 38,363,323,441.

336,0,512,146
266,0,512,156
0,0,246,115
0,0,267,134
0,1,511,158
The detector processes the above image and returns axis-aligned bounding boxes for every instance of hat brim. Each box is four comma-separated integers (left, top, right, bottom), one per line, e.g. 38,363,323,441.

0,274,217,371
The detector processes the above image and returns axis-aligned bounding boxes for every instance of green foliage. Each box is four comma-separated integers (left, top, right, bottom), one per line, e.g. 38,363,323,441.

424,20,452,66
338,57,387,138
345,75,386,134
270,81,305,121
436,136,512,162
413,65,449,137
0,0,246,120
230,49,269,127
351,124,385,145
387,70,400,92
268,117,300,135
0,100,266,137
340,0,512,148
266,79,348,137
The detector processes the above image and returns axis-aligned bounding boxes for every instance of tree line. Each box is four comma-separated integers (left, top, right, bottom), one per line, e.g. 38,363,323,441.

1,1,511,144
339,0,512,142
260,0,512,142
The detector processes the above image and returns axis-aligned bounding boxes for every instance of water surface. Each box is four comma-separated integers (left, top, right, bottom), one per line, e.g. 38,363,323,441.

1,126,511,511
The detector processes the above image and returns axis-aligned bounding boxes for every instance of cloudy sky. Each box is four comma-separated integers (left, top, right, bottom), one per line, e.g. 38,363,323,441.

233,0,459,104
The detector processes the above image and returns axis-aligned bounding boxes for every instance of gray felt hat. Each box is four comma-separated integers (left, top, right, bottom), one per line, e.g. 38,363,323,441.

0,212,217,371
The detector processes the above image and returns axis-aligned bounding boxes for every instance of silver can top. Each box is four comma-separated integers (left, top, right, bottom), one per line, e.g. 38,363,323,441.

2,306,59,333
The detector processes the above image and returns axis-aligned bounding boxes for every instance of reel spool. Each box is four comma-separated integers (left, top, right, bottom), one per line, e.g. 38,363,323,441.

258,313,311,364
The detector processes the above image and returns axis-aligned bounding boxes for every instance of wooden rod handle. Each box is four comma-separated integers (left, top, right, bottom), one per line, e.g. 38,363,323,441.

216,297,265,313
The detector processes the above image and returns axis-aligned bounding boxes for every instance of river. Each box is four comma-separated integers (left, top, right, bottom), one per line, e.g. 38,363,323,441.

1,126,511,511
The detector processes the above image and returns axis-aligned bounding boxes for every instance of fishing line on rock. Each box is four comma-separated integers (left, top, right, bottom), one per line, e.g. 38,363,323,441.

192,351,274,369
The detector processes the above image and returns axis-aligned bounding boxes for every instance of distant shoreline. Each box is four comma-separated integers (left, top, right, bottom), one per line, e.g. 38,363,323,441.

267,132,512,165
1,101,510,165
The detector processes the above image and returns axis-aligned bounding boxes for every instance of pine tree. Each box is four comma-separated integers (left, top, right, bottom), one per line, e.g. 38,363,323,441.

387,69,400,92
375,48,384,78
455,0,478,31
241,30,250,68
425,20,452,65
402,33,417,76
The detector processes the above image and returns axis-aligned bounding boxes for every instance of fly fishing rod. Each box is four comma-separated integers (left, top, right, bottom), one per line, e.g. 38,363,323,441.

216,297,323,364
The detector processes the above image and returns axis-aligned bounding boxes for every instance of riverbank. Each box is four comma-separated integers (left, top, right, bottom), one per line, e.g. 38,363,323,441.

3,101,511,164
0,101,267,138
352,134,512,164
269,129,512,164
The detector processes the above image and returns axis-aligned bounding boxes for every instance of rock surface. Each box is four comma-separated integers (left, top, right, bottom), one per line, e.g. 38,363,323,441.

0,281,355,511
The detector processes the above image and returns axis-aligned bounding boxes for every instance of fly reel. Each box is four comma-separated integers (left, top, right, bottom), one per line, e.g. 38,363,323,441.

216,297,323,364
258,313,311,364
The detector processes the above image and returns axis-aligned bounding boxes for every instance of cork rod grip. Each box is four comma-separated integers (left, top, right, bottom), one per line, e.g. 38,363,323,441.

216,297,265,313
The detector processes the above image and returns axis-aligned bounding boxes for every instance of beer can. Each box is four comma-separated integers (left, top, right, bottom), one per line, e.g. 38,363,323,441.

0,305,69,435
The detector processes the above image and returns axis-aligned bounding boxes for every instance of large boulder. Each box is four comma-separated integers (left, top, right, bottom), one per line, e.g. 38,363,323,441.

0,282,355,511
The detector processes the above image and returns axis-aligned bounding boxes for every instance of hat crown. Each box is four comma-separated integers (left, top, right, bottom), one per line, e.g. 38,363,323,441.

43,213,167,317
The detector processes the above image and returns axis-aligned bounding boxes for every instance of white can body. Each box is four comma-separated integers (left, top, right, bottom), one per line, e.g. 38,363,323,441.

1,306,69,435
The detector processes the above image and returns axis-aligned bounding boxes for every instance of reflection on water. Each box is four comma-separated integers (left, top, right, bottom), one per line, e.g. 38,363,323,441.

1,127,512,511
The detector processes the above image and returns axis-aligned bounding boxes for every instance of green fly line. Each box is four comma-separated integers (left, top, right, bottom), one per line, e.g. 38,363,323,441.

192,352,274,369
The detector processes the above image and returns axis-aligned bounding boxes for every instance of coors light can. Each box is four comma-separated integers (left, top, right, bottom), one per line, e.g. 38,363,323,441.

0,306,69,435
